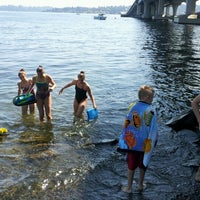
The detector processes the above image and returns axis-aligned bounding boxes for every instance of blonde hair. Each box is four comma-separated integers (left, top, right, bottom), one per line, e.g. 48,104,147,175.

138,85,154,100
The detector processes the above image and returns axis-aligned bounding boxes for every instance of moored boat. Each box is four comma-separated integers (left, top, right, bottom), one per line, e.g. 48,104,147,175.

94,13,106,20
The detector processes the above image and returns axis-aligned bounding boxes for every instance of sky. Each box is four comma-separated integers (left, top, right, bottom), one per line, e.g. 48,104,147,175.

0,0,134,8
1,0,200,8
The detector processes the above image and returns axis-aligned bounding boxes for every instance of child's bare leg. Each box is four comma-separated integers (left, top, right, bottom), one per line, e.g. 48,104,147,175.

138,168,146,191
122,169,134,193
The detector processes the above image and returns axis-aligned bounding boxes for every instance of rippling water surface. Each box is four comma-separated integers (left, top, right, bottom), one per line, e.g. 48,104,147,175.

0,11,200,199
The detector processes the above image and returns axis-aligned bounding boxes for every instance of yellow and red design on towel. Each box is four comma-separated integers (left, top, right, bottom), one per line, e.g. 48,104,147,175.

143,139,152,153
124,129,136,149
132,111,141,128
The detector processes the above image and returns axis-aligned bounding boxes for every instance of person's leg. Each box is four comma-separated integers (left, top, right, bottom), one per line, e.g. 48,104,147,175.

73,99,79,114
138,152,146,191
195,166,200,182
29,104,35,114
138,168,146,191
75,99,87,118
122,169,135,193
22,105,28,115
127,169,135,190
44,95,52,121
37,99,44,122
122,152,136,193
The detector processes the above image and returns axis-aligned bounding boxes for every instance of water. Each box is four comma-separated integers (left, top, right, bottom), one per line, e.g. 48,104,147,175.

0,11,200,200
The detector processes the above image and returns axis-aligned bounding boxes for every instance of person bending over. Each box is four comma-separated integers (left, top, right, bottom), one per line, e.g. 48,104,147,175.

59,71,97,119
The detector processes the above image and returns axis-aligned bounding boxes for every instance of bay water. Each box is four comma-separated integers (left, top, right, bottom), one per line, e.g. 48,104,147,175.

0,11,200,199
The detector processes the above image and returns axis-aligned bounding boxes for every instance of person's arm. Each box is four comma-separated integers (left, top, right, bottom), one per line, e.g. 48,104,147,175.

27,76,36,94
87,85,97,109
59,80,76,95
17,82,21,96
191,95,200,127
47,75,56,92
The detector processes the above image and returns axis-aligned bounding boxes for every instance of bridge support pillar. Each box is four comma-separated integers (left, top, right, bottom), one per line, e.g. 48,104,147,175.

143,0,151,18
172,3,179,17
137,3,142,16
165,6,170,17
186,0,197,15
157,0,165,16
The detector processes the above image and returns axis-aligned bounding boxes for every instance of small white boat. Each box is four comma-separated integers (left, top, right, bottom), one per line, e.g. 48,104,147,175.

94,13,106,20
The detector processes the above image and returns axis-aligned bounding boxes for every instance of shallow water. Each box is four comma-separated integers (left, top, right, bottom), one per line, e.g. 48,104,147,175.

0,11,200,199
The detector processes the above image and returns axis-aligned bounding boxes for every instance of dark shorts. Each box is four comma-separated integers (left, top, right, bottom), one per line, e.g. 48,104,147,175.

127,151,147,171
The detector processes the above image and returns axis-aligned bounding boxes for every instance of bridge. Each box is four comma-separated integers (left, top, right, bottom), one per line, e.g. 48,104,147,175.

123,0,200,24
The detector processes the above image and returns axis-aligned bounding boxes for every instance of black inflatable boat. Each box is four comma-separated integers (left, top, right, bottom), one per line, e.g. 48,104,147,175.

166,109,198,132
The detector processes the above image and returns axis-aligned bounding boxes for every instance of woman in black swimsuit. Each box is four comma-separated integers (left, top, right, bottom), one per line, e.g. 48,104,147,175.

59,71,97,119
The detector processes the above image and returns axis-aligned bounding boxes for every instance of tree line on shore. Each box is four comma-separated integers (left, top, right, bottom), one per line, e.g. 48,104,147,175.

0,5,131,14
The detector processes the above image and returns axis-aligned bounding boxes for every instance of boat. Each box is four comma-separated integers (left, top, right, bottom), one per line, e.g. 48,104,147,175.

94,13,106,20
120,12,128,17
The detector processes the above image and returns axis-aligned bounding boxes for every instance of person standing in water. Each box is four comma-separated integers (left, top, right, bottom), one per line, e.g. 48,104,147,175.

17,68,35,115
59,71,97,119
28,65,56,122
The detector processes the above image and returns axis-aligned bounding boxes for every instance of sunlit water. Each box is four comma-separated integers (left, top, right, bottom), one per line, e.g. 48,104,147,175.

0,11,200,199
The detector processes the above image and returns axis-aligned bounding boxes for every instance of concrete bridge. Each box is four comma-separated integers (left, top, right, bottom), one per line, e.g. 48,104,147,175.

123,0,200,24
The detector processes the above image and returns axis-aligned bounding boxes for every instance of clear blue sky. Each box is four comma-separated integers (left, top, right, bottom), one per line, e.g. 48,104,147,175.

0,0,134,8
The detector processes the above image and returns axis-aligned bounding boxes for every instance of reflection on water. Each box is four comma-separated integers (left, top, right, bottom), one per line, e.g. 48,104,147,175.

144,22,200,122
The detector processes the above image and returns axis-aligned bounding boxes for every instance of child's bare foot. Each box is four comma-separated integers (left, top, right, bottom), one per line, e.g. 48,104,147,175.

138,183,147,192
122,185,132,193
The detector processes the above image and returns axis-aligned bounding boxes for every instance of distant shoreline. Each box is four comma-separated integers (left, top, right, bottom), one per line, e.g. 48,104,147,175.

0,5,131,15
